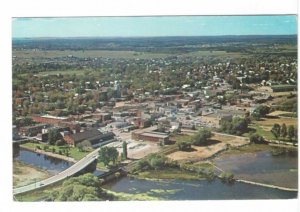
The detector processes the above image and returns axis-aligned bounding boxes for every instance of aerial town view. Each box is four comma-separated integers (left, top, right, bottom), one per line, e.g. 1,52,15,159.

12,16,297,201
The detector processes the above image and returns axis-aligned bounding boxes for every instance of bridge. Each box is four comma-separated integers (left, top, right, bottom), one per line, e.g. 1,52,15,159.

13,136,36,144
13,147,101,195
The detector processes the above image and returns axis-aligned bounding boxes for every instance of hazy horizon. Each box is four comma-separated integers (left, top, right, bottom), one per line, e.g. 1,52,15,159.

12,34,298,40
12,16,297,38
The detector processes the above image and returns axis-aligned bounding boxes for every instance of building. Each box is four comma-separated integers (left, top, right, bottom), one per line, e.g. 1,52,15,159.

32,115,72,125
132,131,169,143
63,128,115,147
19,124,49,136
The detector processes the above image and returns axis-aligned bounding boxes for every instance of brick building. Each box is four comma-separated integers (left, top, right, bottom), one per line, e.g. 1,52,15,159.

132,131,169,143
32,115,72,125
63,128,115,147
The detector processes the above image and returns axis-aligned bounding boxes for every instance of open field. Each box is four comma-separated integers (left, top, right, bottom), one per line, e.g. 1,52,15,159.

183,50,248,58
13,49,172,60
255,117,297,127
36,69,89,76
244,117,297,141
268,110,296,116
167,133,249,162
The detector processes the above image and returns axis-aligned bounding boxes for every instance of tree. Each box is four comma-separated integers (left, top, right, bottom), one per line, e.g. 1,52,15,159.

48,129,60,145
280,123,287,140
108,147,119,165
148,154,167,170
271,123,281,139
252,105,270,120
49,173,104,201
55,139,65,146
77,140,92,152
231,117,249,135
98,146,119,167
177,141,192,151
250,133,265,144
192,128,212,146
122,141,128,160
288,125,295,142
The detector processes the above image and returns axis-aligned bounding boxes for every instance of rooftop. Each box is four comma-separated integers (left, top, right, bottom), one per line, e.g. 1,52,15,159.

141,132,169,139
41,115,69,120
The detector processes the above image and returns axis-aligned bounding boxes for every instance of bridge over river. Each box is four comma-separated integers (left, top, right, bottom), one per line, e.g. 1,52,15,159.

13,147,101,195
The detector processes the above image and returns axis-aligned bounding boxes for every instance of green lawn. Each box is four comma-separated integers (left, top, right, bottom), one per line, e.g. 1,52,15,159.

37,69,88,76
170,134,192,142
13,49,171,60
20,142,90,161
245,123,276,140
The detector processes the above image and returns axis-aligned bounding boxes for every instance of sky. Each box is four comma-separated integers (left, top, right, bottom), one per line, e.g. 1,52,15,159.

12,16,297,38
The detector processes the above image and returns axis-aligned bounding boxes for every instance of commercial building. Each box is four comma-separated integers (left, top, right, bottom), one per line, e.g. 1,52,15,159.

132,129,169,143
32,115,72,125
63,128,115,147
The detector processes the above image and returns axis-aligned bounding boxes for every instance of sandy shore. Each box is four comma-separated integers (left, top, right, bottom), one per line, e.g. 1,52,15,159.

13,161,52,188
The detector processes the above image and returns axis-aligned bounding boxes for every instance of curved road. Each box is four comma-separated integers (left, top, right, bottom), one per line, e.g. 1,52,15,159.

13,147,100,195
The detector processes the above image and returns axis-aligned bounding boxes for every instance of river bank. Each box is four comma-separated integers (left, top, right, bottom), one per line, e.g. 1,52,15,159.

20,145,76,163
13,161,52,188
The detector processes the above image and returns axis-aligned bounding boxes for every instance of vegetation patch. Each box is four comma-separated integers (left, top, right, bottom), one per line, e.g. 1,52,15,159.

148,189,182,195
104,189,161,201
137,168,205,181
20,142,89,161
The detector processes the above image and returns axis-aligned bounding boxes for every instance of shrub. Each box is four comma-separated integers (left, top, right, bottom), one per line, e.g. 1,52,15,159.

177,141,192,151
250,133,266,144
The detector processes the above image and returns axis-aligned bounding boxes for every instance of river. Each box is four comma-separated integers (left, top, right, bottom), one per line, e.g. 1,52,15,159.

14,147,298,200
13,148,104,177
213,148,298,188
104,177,297,200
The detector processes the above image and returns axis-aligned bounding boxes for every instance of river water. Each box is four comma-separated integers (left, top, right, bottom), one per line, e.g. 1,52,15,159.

213,149,298,188
13,148,104,176
104,177,297,200
14,148,298,200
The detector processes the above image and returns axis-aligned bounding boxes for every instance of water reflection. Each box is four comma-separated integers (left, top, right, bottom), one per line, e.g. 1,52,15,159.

14,148,72,174
214,149,298,188
14,148,104,176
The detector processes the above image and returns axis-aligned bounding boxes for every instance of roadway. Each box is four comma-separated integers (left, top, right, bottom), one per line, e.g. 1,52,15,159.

13,147,100,195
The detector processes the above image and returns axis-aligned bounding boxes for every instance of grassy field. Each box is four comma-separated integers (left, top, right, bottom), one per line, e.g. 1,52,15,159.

13,49,172,60
37,69,89,76
20,142,90,161
170,134,192,142
216,144,272,157
268,110,296,116
255,117,297,127
183,50,247,58
244,117,297,141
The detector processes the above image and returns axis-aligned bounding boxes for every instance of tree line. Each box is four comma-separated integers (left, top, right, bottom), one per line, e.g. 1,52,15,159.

271,123,297,142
